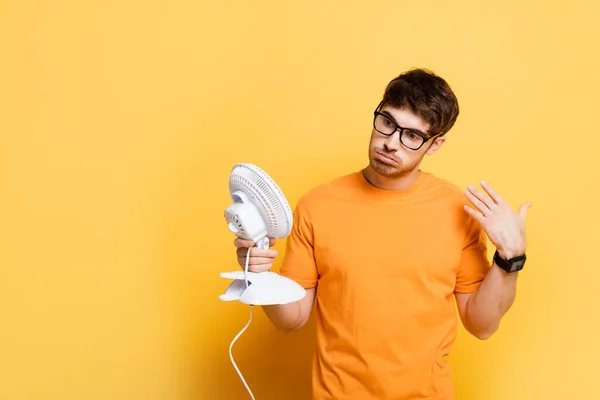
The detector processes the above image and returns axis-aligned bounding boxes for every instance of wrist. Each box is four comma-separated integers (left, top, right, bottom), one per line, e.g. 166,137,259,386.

498,250,518,260
493,249,526,274
497,247,525,260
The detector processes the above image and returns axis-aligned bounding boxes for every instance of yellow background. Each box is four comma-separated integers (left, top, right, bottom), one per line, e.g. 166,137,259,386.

1,1,599,399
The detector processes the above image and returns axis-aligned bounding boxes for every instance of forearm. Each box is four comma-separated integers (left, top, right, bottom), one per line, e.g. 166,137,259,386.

261,287,315,334
464,261,518,339
461,181,530,339
262,303,304,333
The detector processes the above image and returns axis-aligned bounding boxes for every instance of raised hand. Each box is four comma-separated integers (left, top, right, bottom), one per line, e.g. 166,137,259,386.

464,181,532,259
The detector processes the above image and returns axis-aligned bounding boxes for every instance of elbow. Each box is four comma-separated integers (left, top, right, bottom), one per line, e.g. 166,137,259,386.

473,330,494,340
282,326,301,335
277,325,302,335
272,316,309,335
263,299,312,335
282,319,309,335
469,324,499,340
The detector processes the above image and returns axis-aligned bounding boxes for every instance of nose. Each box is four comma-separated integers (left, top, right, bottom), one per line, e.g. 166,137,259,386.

383,130,401,151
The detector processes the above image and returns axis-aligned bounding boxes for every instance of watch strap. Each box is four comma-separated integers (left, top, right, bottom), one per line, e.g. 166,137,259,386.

493,250,526,273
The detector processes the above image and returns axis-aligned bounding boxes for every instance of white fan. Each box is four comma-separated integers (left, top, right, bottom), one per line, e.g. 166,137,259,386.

219,162,306,306
219,162,306,400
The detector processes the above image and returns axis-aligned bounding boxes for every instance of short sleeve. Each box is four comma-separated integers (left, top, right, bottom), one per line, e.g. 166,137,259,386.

454,213,490,294
278,198,319,289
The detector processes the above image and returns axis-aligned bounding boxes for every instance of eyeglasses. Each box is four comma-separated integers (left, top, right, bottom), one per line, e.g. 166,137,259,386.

373,102,443,150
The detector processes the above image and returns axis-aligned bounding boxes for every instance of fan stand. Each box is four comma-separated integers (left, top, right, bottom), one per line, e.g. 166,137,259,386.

219,270,306,305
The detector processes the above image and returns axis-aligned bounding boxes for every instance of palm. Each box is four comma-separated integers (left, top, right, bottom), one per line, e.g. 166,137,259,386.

464,181,531,258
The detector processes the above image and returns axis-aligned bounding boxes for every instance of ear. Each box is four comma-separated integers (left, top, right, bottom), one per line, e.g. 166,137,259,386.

425,136,446,155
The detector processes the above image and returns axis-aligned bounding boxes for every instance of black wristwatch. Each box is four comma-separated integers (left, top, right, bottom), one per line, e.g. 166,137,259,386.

493,250,526,273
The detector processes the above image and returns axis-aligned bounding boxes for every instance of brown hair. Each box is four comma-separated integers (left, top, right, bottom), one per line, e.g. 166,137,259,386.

382,68,459,136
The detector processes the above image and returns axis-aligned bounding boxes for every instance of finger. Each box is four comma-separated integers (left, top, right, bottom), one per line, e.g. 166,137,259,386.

518,202,532,223
234,238,254,248
247,256,277,265
237,247,278,258
464,205,484,224
238,257,272,271
238,258,274,269
465,188,491,215
467,184,495,210
269,238,277,247
238,256,274,269
480,181,505,205
247,263,272,273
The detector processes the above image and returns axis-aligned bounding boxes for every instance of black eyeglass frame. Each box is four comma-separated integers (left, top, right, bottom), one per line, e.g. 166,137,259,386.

372,101,444,151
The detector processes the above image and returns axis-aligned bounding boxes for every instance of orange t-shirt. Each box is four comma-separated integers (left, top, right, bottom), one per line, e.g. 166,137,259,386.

279,170,490,399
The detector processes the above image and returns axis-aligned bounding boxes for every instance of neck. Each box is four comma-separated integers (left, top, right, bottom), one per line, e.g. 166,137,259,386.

362,165,421,190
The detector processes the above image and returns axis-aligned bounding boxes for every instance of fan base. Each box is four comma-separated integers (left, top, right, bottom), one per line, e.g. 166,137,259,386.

219,271,307,305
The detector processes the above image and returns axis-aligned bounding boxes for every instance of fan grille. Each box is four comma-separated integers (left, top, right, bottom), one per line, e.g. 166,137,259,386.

229,163,293,238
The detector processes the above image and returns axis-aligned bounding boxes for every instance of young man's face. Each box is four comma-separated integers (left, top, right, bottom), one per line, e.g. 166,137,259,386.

368,104,445,179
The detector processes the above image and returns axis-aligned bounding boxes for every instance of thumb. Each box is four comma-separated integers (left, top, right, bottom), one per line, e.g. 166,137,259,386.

518,202,532,223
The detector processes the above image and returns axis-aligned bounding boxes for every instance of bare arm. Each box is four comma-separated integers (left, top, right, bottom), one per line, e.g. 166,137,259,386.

262,287,316,334
460,180,531,340
455,259,518,340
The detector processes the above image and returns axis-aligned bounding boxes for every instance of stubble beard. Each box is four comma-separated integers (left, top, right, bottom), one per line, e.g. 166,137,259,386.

369,149,417,179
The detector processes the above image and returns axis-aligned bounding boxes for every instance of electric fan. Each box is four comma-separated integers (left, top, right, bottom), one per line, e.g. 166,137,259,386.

219,162,307,400
219,162,306,306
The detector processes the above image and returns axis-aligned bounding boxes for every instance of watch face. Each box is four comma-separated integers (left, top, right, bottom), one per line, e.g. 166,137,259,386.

510,260,525,272
494,251,526,273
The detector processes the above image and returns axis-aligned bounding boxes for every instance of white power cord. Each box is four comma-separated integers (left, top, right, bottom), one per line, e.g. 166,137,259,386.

228,247,255,399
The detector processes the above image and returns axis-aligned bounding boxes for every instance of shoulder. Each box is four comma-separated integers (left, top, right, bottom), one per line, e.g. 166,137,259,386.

422,172,483,237
420,172,473,224
295,171,361,211
421,172,466,203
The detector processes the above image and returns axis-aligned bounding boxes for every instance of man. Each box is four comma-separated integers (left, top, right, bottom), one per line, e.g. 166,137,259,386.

233,68,531,399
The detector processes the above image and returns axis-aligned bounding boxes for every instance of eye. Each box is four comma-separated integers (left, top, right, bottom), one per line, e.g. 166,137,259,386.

406,131,420,140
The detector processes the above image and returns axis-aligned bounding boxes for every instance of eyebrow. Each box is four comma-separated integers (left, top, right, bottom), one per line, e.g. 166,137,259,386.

381,110,429,137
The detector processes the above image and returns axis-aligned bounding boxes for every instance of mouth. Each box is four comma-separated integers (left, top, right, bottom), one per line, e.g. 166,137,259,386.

375,151,399,165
